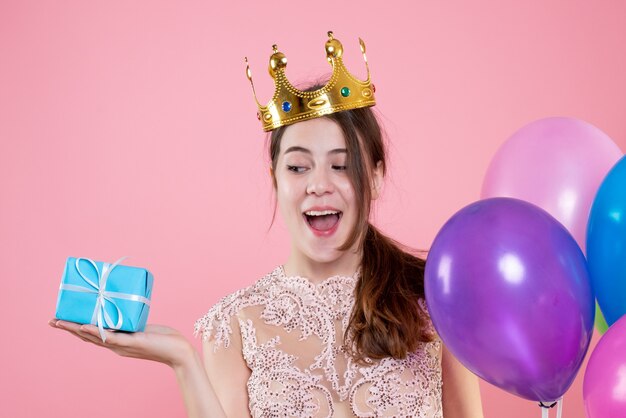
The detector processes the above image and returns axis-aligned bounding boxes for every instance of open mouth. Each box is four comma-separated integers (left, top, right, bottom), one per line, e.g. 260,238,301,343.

303,210,343,232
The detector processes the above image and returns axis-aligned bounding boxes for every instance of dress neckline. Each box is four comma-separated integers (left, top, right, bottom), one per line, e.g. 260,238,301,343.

276,265,360,286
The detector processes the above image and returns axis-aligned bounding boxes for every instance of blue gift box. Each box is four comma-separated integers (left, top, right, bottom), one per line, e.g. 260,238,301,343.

55,257,153,339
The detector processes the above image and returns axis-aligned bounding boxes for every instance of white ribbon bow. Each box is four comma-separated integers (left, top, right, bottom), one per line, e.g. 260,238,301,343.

59,257,151,342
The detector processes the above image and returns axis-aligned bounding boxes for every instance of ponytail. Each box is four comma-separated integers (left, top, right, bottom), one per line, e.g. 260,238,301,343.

345,223,434,362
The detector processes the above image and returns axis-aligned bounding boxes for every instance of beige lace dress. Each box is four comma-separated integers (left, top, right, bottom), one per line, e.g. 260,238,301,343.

194,266,443,418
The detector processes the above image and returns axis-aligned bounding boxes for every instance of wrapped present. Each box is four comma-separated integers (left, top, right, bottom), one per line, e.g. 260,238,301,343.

55,257,153,341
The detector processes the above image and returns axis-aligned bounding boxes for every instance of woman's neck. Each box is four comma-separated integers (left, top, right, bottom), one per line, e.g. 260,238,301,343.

282,250,361,284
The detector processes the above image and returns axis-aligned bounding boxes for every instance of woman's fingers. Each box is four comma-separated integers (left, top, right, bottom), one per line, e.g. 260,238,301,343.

51,320,105,346
77,324,112,341
51,319,83,334
59,322,123,346
76,326,109,346
52,320,139,352
52,319,83,332
49,318,192,366
51,321,109,346
59,327,95,345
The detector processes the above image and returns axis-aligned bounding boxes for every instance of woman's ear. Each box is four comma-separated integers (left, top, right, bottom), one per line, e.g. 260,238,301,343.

269,166,277,188
371,161,384,200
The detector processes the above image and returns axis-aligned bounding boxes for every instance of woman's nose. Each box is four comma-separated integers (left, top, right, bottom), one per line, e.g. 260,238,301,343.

306,168,334,195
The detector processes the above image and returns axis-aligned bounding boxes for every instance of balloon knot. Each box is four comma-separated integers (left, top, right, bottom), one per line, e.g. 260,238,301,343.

538,401,557,409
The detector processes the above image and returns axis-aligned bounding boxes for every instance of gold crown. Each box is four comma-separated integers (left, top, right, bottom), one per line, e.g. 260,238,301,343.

245,31,376,132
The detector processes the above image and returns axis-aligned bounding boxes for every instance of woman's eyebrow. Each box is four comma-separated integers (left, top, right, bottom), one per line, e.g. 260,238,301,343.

284,146,310,155
283,146,347,155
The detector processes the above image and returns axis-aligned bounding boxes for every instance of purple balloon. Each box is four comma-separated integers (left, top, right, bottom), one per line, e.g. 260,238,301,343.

584,315,626,417
425,197,594,402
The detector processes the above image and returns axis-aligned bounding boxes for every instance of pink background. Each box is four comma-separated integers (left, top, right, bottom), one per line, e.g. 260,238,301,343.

1,1,625,416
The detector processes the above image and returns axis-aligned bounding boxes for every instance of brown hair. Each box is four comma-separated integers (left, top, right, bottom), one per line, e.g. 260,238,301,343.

269,98,434,362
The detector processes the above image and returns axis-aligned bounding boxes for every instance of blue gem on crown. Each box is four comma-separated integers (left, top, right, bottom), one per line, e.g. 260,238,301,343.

282,101,292,112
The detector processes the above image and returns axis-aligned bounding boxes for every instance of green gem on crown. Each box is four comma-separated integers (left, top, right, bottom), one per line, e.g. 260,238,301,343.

340,87,350,97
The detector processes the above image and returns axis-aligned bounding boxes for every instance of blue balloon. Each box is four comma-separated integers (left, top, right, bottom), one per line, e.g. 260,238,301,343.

587,155,626,326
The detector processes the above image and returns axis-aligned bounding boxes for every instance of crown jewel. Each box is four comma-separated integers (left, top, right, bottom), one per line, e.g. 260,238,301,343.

245,31,376,132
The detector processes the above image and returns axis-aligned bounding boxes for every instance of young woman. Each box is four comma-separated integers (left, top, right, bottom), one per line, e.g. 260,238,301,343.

50,33,484,418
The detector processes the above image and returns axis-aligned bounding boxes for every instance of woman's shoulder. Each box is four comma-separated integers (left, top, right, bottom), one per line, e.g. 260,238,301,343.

417,297,441,344
193,266,282,346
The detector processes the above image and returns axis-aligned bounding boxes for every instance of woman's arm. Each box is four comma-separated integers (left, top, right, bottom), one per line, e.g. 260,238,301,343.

201,315,253,417
50,320,227,418
174,344,227,418
441,343,484,418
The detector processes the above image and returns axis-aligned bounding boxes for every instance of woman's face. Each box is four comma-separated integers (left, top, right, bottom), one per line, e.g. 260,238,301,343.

274,117,362,267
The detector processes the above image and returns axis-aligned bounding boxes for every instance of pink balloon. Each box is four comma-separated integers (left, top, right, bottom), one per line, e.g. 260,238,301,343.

584,315,626,417
481,117,622,251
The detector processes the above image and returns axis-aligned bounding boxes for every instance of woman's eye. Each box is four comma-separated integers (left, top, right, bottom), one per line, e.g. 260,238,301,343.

287,165,307,173
332,165,348,171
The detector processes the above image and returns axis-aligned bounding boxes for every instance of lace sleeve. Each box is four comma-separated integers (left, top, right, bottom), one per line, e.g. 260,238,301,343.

194,288,246,351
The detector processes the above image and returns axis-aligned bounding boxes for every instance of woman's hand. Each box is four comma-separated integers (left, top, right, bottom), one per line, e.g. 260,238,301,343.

49,320,228,417
49,319,194,369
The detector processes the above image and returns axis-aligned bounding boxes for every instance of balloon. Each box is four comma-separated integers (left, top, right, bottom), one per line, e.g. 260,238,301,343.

425,197,594,402
587,156,626,326
583,314,626,417
481,117,622,252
